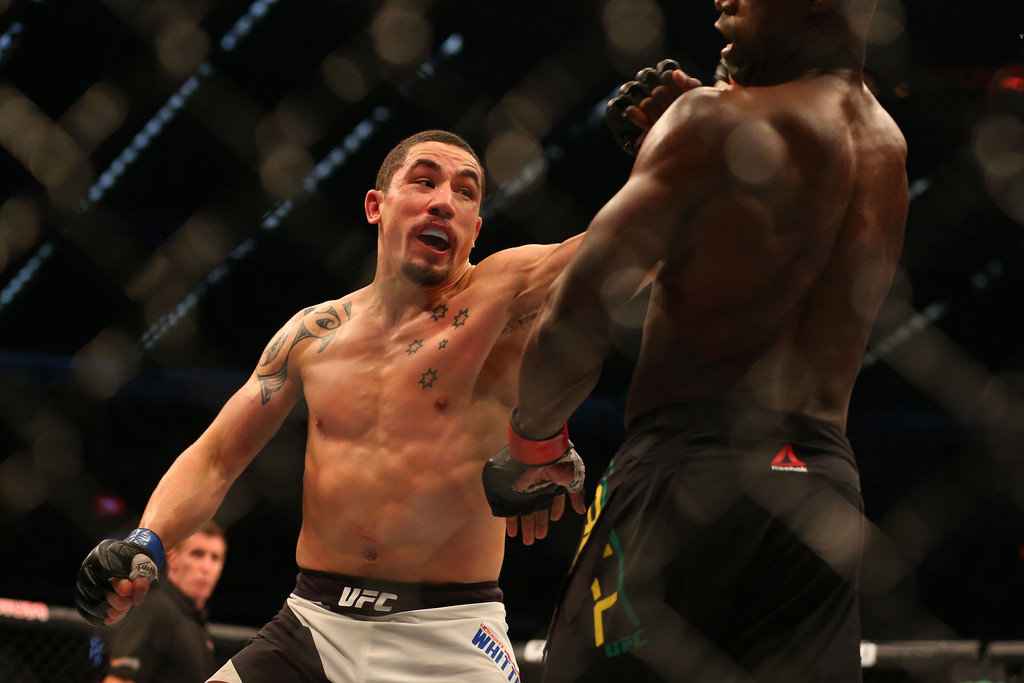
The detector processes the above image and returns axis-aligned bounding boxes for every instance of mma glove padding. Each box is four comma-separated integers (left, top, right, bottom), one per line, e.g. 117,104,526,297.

482,411,586,517
75,528,165,625
605,58,680,156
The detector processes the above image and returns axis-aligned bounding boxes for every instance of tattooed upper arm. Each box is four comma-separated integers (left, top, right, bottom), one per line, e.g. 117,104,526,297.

255,301,350,405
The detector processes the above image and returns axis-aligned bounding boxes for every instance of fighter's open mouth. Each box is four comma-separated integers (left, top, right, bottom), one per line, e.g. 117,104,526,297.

417,227,451,251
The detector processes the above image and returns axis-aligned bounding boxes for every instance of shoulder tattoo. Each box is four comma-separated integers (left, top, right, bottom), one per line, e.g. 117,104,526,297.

256,303,346,404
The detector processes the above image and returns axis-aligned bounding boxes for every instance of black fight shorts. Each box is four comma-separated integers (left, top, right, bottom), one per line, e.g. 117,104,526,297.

544,403,864,683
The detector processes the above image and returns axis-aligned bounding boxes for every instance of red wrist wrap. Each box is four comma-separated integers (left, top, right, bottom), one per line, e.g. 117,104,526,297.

508,421,570,466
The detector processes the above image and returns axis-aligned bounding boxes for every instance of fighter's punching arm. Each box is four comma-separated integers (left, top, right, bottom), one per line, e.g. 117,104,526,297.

505,232,586,320
489,183,663,545
520,90,729,442
75,307,328,625
481,64,712,545
455,231,584,548
483,88,734,533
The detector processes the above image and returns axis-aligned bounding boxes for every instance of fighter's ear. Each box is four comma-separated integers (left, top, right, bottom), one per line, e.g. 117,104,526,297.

365,189,383,225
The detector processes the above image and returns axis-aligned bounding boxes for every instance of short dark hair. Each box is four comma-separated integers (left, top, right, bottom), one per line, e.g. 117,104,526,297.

375,130,485,196
166,521,226,559
197,520,225,542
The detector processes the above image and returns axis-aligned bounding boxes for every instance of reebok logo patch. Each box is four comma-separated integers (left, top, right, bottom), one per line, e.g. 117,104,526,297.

770,444,808,473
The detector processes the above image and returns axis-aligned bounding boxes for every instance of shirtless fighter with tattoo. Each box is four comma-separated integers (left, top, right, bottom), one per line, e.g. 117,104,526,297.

75,130,585,682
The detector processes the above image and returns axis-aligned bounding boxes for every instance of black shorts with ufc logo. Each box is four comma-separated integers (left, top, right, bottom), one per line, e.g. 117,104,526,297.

544,402,863,683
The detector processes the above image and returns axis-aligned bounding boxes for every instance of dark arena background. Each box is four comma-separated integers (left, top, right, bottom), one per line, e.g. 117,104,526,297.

1,0,1023,680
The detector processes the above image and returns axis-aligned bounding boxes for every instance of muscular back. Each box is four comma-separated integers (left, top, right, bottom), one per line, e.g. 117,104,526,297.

625,76,908,427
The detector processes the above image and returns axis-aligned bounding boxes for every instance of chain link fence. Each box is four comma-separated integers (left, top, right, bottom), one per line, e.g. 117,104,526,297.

4,598,1024,682
0,598,255,682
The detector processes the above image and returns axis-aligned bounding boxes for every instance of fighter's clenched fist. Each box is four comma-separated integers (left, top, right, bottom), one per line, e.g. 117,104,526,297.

75,528,164,625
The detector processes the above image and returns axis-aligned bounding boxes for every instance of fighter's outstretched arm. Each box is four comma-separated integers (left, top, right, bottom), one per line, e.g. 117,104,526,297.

482,66,718,541
76,307,319,625
481,89,734,535
515,88,727,439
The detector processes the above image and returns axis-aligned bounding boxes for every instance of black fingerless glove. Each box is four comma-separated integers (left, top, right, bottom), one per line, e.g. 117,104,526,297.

482,413,585,517
75,529,164,625
605,58,681,156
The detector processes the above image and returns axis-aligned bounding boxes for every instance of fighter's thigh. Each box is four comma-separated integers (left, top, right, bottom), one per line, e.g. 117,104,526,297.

208,602,335,683
544,461,750,679
543,480,638,671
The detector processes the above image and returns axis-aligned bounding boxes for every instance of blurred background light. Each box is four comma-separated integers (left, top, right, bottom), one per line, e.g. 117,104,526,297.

0,0,1021,663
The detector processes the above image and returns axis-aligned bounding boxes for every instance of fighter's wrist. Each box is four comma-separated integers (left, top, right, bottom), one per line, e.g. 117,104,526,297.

508,408,570,466
124,528,166,570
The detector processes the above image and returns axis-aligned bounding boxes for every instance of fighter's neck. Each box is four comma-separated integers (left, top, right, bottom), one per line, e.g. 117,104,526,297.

369,266,474,324
734,42,865,88
735,65,863,89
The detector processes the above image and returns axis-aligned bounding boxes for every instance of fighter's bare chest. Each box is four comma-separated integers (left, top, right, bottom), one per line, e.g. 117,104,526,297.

301,298,509,400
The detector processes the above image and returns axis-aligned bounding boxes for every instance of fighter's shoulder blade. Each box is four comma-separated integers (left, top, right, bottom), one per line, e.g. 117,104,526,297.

661,85,746,132
636,86,745,171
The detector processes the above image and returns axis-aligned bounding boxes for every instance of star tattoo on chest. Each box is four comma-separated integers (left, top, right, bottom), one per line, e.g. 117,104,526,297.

406,339,424,355
452,308,469,329
430,303,448,321
418,368,439,389
438,338,448,350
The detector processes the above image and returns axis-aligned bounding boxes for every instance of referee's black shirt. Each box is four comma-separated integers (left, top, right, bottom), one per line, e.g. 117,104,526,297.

104,580,218,683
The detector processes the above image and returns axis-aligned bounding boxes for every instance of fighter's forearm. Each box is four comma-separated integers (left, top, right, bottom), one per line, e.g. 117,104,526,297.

515,278,612,439
138,443,235,551
136,376,293,548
